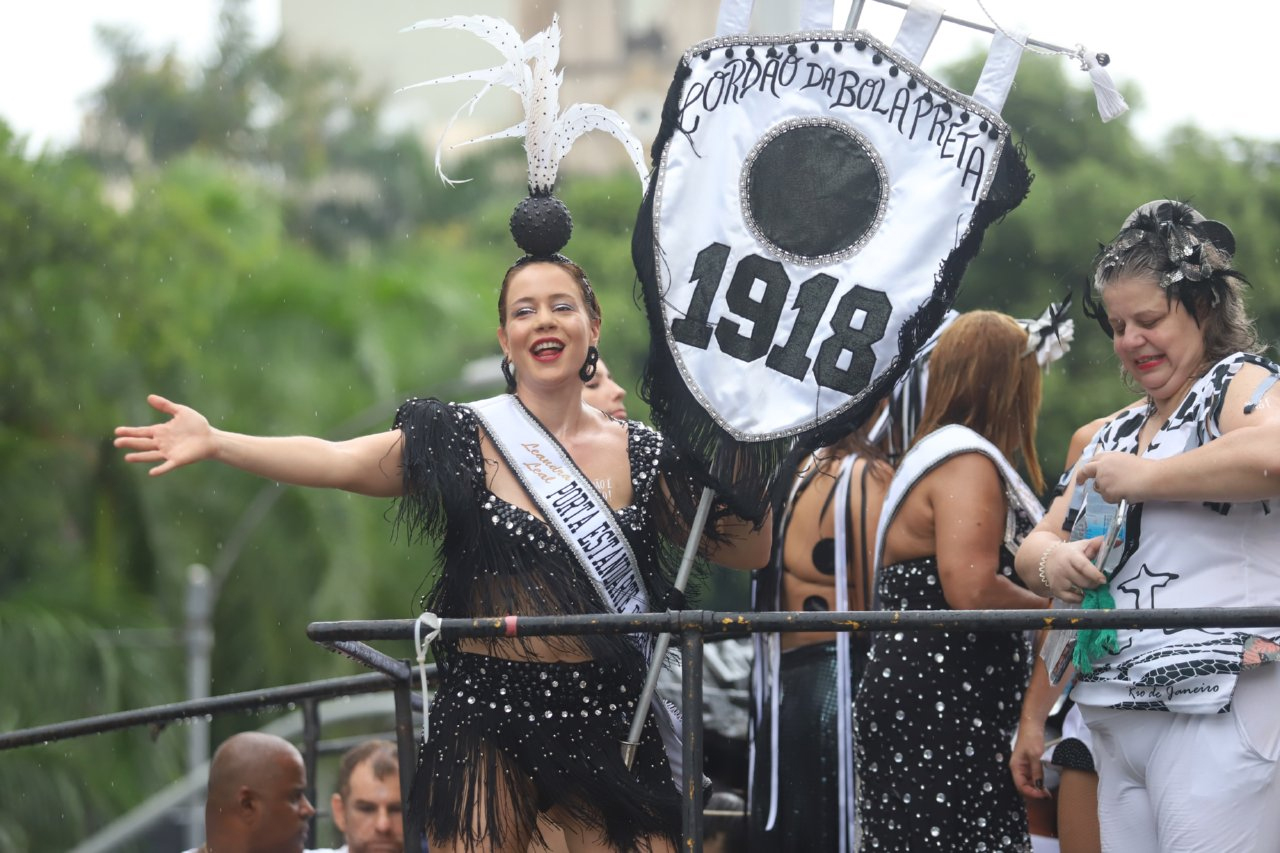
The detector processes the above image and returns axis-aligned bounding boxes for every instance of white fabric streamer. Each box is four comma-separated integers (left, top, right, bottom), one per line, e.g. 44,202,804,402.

972,1,1128,122
414,611,441,745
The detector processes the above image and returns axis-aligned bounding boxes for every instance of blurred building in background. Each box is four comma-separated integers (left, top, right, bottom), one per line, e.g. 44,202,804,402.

278,0,809,175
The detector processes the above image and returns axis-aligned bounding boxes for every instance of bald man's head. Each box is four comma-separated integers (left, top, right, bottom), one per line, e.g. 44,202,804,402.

205,732,315,853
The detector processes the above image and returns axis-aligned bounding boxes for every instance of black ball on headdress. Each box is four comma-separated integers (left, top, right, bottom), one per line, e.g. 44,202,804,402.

509,192,573,257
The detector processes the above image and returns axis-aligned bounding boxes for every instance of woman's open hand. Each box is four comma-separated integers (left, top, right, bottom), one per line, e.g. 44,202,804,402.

114,394,217,476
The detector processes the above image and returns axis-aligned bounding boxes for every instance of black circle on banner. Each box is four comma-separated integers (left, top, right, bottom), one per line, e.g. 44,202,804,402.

743,119,886,264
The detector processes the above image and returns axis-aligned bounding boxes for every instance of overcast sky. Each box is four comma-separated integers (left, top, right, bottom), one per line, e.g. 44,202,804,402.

2,1,1275,154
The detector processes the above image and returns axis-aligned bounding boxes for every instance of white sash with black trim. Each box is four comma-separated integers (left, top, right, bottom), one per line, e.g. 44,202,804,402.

469,394,648,620
469,394,687,785
873,423,1043,583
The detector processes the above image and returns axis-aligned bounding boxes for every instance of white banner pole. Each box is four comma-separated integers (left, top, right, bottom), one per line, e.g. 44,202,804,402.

622,486,717,767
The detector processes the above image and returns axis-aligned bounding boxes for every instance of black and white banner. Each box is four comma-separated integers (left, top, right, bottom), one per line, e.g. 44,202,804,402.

633,2,1032,515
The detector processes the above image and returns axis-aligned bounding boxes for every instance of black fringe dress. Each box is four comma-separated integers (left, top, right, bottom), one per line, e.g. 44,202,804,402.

393,397,700,851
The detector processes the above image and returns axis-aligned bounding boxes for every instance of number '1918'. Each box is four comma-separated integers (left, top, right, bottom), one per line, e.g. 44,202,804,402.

670,243,892,395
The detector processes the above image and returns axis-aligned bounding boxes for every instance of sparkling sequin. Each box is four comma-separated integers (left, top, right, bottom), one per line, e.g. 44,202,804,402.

856,556,1034,851
393,400,686,848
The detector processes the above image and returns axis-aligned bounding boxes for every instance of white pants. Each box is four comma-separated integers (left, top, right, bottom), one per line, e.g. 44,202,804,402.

1080,664,1280,853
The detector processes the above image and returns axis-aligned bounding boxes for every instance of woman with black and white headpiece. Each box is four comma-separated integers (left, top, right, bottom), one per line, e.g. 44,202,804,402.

1014,200,1280,853
115,15,772,853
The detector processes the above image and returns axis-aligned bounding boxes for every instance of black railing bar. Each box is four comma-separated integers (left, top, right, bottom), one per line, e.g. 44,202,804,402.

0,672,402,751
680,626,706,847
301,698,321,848
324,639,415,680
308,606,1280,643
394,676,422,853
319,641,432,716
316,731,401,755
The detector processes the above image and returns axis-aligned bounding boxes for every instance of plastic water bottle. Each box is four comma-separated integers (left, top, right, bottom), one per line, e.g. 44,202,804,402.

1079,479,1126,575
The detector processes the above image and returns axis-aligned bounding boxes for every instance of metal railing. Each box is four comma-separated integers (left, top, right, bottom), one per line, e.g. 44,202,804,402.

6,606,1279,851
307,605,1280,852
0,670,431,851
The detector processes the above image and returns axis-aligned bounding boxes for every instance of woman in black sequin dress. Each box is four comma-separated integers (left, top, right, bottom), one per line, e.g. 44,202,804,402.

853,311,1050,853
115,256,772,853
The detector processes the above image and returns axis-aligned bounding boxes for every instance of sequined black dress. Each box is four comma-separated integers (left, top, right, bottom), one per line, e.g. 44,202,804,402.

854,555,1032,852
393,398,697,851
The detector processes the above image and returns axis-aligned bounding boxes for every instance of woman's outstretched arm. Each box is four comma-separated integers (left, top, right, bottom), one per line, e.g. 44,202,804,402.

114,394,405,497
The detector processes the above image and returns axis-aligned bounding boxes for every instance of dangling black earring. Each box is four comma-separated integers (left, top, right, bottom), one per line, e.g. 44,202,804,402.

501,356,517,392
579,345,599,382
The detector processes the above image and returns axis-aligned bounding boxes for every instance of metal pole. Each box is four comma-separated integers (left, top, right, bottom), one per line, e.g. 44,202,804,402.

844,0,867,29
301,698,321,848
622,487,716,766
860,0,1091,59
0,672,401,752
184,564,212,851
680,624,705,851
393,676,422,853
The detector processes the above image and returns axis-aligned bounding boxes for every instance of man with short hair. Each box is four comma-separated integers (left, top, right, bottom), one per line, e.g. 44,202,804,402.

319,740,403,853
186,731,316,853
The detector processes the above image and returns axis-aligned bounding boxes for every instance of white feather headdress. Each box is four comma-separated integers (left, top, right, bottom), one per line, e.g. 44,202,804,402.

399,14,648,193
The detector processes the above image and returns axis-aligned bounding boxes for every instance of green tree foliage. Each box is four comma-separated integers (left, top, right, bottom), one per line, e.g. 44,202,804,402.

0,124,188,849
82,0,454,260
2,10,1279,849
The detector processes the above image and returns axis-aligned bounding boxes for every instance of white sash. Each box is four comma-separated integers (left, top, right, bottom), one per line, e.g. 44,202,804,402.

748,470,803,829
874,424,1044,585
830,453,858,853
469,394,687,785
469,394,648,619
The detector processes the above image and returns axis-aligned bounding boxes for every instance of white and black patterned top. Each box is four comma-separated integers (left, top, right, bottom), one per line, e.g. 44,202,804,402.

1070,352,1280,714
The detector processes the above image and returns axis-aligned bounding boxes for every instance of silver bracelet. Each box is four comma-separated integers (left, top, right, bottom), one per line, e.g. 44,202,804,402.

1037,541,1062,595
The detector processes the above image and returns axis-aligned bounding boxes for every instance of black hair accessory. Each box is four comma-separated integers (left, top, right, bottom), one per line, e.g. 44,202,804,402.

1080,276,1114,339
510,190,573,258
1019,291,1075,369
1098,200,1237,289
1093,200,1247,328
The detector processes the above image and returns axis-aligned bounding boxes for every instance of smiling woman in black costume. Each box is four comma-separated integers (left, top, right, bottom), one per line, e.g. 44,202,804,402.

114,253,770,852
115,12,778,851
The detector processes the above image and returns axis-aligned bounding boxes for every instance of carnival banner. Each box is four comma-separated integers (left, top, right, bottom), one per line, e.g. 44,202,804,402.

634,0,1034,516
